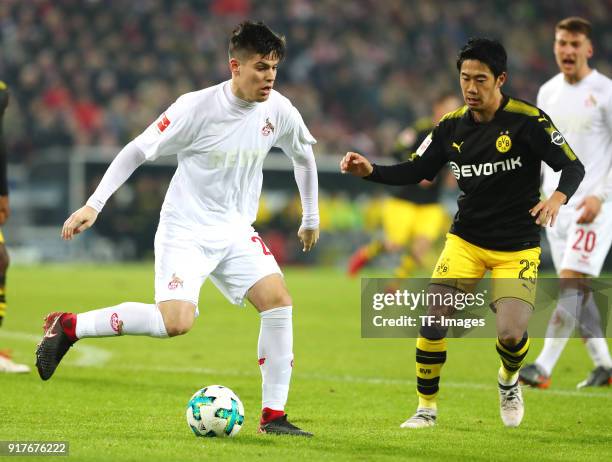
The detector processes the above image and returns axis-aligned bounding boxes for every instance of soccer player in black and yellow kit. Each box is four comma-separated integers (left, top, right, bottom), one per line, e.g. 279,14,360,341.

347,94,460,278
0,81,30,373
341,38,585,428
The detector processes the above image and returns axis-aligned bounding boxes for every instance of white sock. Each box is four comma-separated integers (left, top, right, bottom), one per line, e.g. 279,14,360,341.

258,306,293,411
75,302,168,338
578,292,605,338
585,338,612,369
536,288,581,376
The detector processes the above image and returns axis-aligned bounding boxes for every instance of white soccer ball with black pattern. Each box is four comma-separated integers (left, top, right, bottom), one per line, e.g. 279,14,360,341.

186,385,245,437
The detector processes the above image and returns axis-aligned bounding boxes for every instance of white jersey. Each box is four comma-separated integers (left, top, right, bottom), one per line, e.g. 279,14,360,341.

539,70,612,206
131,81,316,228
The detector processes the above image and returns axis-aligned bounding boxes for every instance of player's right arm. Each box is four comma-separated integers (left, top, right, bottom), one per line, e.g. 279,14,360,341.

340,127,447,185
62,96,194,240
61,141,146,240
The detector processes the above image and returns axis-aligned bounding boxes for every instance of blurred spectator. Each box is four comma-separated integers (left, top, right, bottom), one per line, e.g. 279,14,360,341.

0,0,610,163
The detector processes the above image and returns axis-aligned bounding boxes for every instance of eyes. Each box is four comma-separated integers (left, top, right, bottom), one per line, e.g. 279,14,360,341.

256,65,278,72
461,76,487,84
556,40,582,48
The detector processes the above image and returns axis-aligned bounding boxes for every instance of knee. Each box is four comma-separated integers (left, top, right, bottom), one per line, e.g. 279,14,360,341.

248,275,292,310
498,332,523,348
165,312,195,337
266,290,292,310
159,301,196,337
0,245,9,274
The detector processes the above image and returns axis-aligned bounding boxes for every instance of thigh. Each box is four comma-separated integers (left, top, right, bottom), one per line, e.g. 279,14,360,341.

490,247,541,308
559,203,612,277
154,226,216,308
210,227,282,306
431,233,487,283
382,198,415,246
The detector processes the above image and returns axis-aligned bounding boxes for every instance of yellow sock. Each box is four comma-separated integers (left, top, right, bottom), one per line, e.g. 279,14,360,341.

416,336,447,408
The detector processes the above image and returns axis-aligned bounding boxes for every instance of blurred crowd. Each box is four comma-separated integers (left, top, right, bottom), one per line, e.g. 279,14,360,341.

1,0,611,163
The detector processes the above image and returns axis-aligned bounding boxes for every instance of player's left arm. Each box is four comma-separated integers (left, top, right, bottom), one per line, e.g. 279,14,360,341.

276,107,319,252
529,111,585,227
0,81,9,226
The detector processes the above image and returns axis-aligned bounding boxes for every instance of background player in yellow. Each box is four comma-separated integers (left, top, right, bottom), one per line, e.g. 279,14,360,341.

342,38,584,428
347,93,460,278
0,81,30,373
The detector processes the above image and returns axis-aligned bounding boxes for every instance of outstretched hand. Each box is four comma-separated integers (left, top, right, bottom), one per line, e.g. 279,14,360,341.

62,205,99,240
298,227,319,252
340,152,373,177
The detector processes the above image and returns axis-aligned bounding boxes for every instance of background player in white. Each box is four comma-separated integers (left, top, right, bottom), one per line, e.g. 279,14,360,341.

35,21,319,436
520,17,612,389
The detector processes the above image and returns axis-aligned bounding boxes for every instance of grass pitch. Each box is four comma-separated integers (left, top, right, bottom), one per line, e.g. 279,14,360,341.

1,265,611,461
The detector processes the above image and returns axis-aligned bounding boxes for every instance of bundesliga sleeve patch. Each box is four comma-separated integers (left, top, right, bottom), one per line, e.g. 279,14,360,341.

156,113,171,133
416,133,432,156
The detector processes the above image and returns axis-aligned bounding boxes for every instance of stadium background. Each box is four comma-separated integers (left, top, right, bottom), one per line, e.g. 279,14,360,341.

1,0,611,267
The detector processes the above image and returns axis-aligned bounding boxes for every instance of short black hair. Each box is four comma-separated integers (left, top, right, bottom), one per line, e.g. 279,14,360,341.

456,38,507,78
229,21,286,61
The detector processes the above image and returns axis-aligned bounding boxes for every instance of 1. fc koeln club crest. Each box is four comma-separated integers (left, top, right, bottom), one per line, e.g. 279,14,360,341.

261,118,275,136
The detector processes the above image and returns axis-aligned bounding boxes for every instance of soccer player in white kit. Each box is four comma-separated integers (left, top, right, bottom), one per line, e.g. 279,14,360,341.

520,17,612,389
35,21,319,436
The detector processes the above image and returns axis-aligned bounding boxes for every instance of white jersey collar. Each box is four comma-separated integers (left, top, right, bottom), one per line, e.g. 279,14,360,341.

223,80,258,112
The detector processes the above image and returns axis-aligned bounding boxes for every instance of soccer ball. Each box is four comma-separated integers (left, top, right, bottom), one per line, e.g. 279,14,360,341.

186,385,245,437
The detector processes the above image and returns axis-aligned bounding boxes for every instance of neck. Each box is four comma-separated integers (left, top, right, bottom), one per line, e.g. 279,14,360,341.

230,79,252,103
563,66,592,84
471,92,503,123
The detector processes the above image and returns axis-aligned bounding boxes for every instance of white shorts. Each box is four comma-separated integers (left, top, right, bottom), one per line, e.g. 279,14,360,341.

154,221,282,309
546,202,612,277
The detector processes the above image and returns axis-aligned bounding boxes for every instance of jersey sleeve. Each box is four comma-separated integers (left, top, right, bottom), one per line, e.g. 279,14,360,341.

274,106,319,229
530,109,579,169
530,110,584,200
132,96,194,161
593,90,612,202
365,124,448,185
274,106,317,159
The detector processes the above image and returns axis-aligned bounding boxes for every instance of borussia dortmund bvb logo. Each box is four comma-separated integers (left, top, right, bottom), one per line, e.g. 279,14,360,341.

435,258,450,275
496,131,511,153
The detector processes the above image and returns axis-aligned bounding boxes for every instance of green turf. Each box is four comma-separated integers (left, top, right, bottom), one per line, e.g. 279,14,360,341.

0,265,610,461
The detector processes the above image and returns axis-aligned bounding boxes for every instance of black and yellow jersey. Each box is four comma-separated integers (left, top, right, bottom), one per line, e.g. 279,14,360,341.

365,95,585,251
390,118,442,205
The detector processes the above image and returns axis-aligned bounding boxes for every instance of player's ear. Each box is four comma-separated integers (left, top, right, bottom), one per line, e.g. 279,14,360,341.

496,71,507,89
586,40,593,59
229,57,241,76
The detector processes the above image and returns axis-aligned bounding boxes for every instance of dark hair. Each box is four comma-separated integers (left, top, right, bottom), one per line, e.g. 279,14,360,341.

556,17,592,40
456,38,507,78
229,21,286,60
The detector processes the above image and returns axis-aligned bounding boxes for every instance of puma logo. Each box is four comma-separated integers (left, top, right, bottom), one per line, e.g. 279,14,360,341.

452,141,464,153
